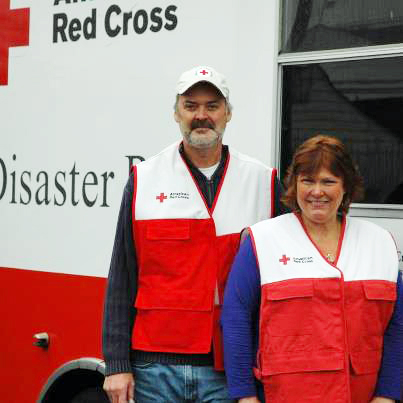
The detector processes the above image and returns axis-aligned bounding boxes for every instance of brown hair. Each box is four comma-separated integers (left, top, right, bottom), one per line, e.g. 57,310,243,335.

282,135,364,213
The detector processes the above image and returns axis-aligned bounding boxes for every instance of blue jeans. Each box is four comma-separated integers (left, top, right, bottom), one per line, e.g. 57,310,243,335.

132,361,235,402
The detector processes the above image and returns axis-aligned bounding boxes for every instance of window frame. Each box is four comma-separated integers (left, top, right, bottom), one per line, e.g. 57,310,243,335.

276,44,403,218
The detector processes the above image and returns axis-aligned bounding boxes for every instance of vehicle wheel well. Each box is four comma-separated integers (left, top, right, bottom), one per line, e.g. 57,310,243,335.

40,366,107,403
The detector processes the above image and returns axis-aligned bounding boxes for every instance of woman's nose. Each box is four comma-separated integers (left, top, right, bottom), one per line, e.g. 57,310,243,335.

311,183,324,196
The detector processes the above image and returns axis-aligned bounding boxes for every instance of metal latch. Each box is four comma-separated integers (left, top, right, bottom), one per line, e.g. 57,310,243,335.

33,332,49,348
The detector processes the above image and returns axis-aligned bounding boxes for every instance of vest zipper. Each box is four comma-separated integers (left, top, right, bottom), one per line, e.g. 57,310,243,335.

206,179,214,208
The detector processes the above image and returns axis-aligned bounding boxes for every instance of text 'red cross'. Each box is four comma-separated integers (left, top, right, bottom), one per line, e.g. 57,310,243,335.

279,254,290,265
0,0,30,86
199,69,209,75
156,193,167,203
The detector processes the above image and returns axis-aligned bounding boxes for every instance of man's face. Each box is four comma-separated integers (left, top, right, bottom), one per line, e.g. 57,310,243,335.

174,84,231,149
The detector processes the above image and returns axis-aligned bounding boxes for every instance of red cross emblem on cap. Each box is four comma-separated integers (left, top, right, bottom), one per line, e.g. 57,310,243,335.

198,69,210,76
279,254,290,265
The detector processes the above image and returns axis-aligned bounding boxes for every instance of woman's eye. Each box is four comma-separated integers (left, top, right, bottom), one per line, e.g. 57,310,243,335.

301,178,313,184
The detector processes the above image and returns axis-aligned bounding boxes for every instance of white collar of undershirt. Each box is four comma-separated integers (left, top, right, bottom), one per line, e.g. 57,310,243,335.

198,162,220,180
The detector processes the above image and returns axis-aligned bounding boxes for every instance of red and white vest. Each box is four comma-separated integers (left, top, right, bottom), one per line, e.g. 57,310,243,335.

250,213,398,402
131,142,276,369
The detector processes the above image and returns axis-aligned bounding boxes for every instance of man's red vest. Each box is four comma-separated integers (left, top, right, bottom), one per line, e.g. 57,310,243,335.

131,142,275,369
250,213,399,402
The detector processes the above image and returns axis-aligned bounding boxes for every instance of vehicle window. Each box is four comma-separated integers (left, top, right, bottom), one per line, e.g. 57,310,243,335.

282,0,403,53
280,58,403,204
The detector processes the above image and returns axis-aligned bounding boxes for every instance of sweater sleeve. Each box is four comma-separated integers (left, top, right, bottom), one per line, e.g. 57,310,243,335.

374,270,403,400
221,236,261,399
102,174,138,376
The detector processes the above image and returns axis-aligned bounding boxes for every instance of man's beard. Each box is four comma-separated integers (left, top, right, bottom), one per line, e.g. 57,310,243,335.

182,120,224,149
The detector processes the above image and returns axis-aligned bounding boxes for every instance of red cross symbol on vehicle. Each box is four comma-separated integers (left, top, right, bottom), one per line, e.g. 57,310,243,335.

199,69,209,75
156,193,167,203
279,254,290,265
0,0,30,85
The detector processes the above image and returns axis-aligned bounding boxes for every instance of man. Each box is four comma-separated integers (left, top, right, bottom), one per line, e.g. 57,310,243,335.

103,66,285,402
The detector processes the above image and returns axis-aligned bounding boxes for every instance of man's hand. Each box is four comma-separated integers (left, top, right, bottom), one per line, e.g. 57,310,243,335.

103,372,135,403
238,397,260,403
370,398,395,403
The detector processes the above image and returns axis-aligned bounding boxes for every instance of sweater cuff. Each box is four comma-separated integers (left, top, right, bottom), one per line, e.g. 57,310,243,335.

228,384,258,400
105,359,133,376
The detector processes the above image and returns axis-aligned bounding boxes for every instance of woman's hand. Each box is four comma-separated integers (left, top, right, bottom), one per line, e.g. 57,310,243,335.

369,397,395,403
238,397,260,403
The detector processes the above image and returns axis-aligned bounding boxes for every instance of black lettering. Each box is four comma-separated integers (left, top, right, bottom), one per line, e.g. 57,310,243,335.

105,5,121,37
53,13,68,42
126,155,145,174
164,5,177,31
54,171,67,206
150,7,163,32
10,154,17,204
122,11,132,35
35,171,50,205
133,9,148,34
83,8,97,39
69,18,82,41
0,158,6,200
54,0,71,5
20,171,31,205
69,163,79,206
82,171,98,207
101,171,115,207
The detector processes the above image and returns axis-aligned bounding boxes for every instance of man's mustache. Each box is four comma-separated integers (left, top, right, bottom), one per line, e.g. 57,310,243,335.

191,120,215,130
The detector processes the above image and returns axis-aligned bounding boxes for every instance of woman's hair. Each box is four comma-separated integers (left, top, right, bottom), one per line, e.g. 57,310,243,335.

282,135,364,213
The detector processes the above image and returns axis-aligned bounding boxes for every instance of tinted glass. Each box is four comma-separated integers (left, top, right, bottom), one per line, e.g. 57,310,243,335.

282,0,403,52
281,57,403,204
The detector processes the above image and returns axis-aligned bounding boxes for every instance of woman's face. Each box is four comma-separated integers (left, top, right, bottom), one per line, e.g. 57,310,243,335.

296,167,345,226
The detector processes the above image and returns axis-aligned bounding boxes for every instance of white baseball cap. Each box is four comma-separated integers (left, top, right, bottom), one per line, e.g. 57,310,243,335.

176,66,229,100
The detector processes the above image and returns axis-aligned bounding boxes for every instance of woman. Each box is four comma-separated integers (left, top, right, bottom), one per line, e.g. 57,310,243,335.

221,135,402,403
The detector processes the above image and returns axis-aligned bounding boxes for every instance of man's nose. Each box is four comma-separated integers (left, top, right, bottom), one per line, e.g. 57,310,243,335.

195,106,208,119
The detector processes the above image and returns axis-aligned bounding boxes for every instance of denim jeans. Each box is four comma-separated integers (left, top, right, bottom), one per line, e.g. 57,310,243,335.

132,361,235,402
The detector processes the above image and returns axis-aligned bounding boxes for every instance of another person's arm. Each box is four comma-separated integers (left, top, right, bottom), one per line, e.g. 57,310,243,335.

372,270,403,402
221,235,261,400
103,175,137,402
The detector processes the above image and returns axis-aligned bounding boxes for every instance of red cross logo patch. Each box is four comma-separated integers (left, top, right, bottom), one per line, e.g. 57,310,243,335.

156,193,167,203
0,0,30,86
279,254,290,265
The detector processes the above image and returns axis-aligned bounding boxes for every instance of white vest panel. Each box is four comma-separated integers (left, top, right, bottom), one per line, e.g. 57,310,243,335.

251,213,398,285
135,142,274,235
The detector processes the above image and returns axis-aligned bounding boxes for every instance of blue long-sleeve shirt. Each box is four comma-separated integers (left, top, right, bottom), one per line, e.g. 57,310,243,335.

221,236,403,400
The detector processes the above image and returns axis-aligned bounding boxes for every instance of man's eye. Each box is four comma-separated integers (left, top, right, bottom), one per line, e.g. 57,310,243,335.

207,104,218,111
185,104,196,110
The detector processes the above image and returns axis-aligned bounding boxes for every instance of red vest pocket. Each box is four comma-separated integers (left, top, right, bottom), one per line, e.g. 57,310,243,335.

261,351,344,376
350,350,382,375
362,280,396,301
135,288,213,311
261,279,314,337
146,220,190,240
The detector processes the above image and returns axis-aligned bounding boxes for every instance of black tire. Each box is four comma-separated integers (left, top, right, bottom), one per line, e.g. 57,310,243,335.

70,386,110,403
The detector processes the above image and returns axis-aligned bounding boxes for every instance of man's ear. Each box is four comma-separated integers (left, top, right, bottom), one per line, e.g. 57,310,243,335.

174,111,180,123
226,109,232,123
